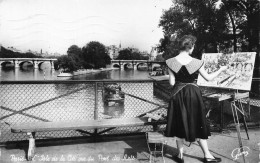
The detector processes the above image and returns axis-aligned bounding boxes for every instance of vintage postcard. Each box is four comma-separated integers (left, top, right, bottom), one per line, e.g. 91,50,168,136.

197,52,256,91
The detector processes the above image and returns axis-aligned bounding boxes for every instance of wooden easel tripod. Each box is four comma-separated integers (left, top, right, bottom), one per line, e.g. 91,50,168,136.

230,91,250,163
203,90,250,163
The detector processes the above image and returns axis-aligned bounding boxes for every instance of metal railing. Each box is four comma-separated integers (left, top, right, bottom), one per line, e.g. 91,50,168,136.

0,80,168,143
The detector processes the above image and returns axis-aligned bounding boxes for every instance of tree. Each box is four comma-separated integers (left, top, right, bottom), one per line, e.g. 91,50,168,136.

214,0,260,52
0,46,40,58
154,54,165,62
67,45,84,68
56,55,79,72
117,48,132,60
82,41,111,69
67,45,82,59
158,0,230,59
116,48,149,60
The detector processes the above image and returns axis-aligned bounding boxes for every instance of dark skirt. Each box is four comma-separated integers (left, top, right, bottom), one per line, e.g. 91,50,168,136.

165,84,211,142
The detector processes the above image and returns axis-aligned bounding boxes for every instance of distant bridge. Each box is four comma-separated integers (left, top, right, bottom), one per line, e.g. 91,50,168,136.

0,58,57,69
111,60,166,70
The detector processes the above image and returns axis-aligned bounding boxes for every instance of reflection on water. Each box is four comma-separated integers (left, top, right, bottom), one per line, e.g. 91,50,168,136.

1,65,159,120
0,80,167,142
103,83,125,118
0,63,169,142
1,64,151,81
1,62,58,80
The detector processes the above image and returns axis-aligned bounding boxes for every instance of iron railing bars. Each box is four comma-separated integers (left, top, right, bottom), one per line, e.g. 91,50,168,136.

0,85,89,121
75,130,95,136
102,86,165,107
89,82,167,135
1,106,50,122
137,105,167,118
122,91,164,107
97,105,167,135
0,79,169,142
94,82,98,136
0,79,153,84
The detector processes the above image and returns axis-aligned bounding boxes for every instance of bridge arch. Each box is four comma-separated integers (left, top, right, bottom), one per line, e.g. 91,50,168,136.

111,63,120,68
136,62,148,70
0,58,57,69
0,61,13,68
37,61,49,69
19,61,34,68
123,63,134,69
110,60,166,71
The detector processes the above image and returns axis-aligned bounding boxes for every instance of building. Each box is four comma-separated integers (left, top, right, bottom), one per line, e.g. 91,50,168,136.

107,44,121,59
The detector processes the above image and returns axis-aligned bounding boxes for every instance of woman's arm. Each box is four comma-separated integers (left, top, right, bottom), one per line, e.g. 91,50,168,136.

168,68,176,86
199,64,227,81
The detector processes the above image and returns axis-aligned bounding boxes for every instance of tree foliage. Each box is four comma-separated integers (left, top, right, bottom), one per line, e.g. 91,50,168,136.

157,0,259,60
154,54,165,62
82,41,111,69
0,46,41,58
67,45,82,60
55,41,112,71
56,55,79,72
116,48,149,60
158,0,230,59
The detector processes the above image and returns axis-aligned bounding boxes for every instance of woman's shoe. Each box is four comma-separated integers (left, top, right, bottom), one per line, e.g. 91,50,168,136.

203,156,221,163
173,156,184,163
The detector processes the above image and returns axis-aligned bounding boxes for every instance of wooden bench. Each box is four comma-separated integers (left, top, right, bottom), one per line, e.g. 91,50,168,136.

11,117,166,161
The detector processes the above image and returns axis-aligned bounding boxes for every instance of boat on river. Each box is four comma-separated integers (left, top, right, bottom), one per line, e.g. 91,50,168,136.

57,72,73,77
99,68,115,72
57,69,102,77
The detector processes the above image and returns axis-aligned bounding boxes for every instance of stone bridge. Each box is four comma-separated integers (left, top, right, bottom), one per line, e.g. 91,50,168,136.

111,60,166,70
0,58,57,69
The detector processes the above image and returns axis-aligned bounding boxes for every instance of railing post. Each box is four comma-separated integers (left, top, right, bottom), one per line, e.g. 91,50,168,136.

94,82,98,120
93,82,99,137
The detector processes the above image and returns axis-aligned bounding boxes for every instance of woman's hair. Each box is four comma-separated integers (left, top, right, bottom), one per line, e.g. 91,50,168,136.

179,35,197,51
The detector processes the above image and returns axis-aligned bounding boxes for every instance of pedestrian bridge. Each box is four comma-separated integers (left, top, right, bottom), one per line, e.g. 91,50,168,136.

111,60,166,70
0,58,57,69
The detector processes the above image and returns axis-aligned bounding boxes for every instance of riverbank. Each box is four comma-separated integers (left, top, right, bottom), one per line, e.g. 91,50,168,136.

57,68,118,77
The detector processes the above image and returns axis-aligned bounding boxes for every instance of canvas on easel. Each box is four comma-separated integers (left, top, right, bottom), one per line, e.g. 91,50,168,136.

197,52,256,91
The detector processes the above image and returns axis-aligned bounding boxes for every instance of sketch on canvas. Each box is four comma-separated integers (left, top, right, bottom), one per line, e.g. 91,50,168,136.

197,52,256,91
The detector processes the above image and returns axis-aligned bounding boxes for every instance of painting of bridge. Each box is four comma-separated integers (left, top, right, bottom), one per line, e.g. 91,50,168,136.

197,52,256,91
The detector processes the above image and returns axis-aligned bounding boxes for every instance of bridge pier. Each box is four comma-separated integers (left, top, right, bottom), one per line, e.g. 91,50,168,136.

33,61,39,69
14,60,20,68
0,58,57,69
50,61,55,69
111,60,166,71
133,64,137,70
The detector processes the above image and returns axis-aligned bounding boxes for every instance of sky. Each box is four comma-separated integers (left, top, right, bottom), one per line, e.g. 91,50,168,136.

0,0,172,55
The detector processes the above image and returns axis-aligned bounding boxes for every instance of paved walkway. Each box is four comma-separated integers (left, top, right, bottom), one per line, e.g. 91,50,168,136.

1,128,260,163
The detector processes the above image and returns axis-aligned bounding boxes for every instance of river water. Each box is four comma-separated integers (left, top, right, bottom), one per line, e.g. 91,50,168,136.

0,62,167,142
0,62,151,81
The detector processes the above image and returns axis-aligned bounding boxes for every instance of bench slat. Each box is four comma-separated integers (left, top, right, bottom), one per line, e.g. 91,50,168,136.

11,117,161,133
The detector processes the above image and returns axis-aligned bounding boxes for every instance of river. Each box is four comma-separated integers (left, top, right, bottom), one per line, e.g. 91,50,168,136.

0,62,152,81
0,62,167,143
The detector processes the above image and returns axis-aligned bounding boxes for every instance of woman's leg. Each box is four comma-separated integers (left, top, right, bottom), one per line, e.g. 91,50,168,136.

176,139,184,158
197,139,215,159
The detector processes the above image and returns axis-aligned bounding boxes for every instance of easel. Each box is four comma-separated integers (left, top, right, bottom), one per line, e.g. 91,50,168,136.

230,91,250,163
204,90,250,163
